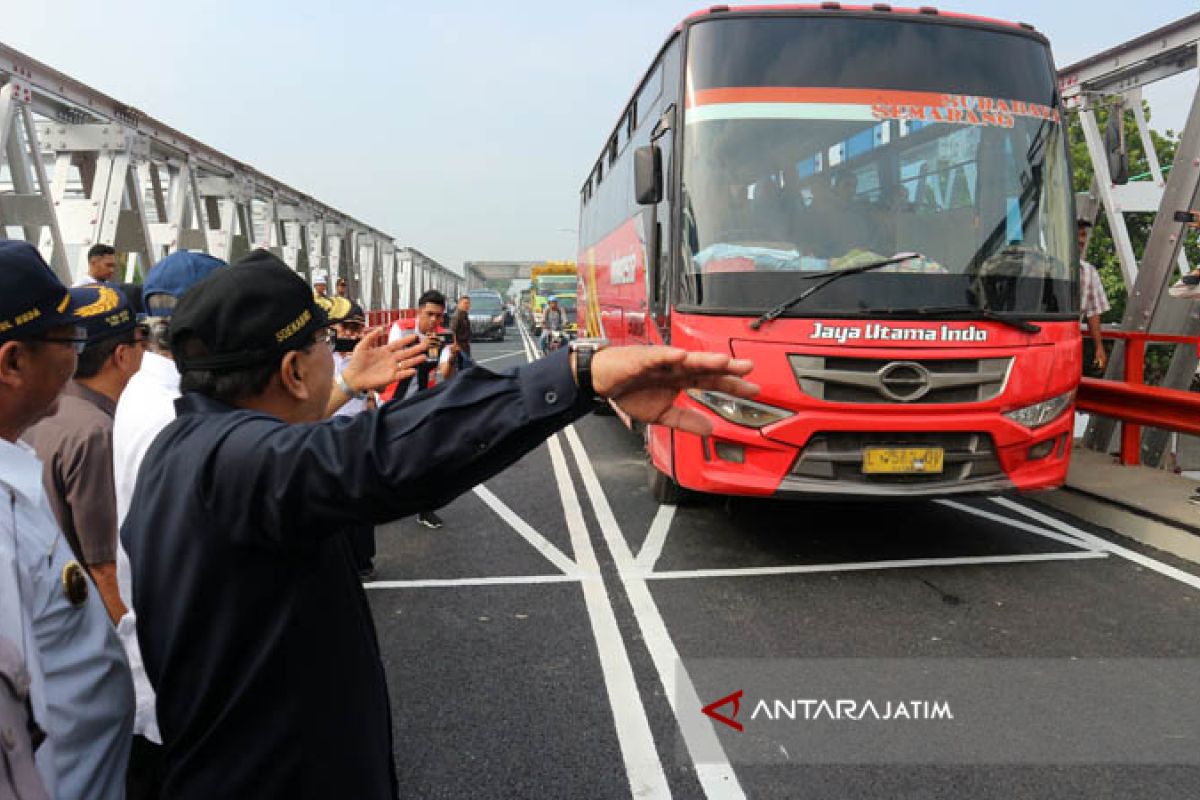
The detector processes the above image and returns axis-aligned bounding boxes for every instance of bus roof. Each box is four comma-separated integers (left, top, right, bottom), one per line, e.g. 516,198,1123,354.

682,5,1031,32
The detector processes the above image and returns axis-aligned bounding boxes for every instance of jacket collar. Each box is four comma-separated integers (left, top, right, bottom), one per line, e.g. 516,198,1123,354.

0,438,48,505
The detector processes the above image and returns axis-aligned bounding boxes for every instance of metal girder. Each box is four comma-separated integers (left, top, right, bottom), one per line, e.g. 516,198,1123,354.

1,39,409,308
1084,77,1200,464
1060,13,1200,103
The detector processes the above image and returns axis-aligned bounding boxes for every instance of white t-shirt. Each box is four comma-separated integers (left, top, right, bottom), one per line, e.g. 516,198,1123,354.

111,351,181,744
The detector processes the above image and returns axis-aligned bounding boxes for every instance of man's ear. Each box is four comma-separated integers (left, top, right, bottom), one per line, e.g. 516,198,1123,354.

278,350,310,401
0,341,29,388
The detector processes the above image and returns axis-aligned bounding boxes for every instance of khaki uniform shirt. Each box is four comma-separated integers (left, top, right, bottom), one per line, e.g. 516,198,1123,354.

23,381,118,566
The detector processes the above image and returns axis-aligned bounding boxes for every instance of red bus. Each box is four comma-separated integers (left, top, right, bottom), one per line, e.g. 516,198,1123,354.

577,5,1079,502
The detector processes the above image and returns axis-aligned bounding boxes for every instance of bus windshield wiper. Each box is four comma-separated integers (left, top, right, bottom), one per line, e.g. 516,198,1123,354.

750,252,921,330
863,304,1042,334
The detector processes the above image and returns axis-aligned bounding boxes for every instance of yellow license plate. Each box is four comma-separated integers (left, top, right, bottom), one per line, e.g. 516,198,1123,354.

862,447,944,474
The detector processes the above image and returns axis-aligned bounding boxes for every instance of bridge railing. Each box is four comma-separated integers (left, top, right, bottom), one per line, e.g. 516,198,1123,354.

1077,329,1200,465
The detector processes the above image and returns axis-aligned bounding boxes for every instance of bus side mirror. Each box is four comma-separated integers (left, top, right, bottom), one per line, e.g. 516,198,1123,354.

635,145,663,206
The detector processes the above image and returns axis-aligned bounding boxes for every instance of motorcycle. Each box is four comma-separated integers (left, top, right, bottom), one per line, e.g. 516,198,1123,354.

544,328,572,354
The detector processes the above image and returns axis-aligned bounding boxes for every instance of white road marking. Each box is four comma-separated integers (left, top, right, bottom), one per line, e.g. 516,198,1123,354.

564,427,747,800
635,504,677,571
993,497,1200,592
474,349,526,364
473,484,583,577
644,550,1108,581
517,320,673,798
364,575,581,589
935,498,1102,551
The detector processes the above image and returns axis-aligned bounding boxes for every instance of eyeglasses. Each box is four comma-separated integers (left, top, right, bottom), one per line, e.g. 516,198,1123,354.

25,326,89,354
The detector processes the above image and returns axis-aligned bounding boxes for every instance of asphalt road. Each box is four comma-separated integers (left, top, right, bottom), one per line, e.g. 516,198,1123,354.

366,323,1200,800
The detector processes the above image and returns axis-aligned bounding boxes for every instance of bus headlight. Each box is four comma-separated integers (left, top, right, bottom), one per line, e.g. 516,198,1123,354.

1003,391,1074,429
686,390,794,429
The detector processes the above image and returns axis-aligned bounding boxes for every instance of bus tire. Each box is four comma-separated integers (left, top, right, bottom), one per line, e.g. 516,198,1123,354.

649,465,687,505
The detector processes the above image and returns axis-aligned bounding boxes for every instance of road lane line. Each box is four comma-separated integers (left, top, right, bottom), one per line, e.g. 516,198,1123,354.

644,550,1108,581
518,318,673,798
364,575,581,589
474,349,526,364
993,497,1200,592
936,499,1102,551
564,427,747,800
635,504,677,572
473,484,583,577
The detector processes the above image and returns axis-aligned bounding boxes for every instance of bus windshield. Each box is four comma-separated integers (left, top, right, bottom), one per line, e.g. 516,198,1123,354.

680,16,1075,318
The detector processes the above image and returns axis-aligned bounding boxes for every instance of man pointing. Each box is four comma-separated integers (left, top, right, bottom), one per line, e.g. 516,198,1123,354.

123,250,756,799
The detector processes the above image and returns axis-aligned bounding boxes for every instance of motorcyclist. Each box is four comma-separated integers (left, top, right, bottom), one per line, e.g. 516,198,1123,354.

539,296,565,354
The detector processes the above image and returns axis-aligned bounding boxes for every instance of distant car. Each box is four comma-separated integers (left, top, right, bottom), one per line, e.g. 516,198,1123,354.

467,290,506,341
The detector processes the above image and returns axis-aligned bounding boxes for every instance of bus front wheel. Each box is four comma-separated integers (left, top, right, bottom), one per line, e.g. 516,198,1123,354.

649,464,687,505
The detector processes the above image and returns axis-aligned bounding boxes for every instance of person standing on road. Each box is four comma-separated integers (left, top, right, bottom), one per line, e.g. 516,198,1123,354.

449,294,472,366
385,289,459,529
326,297,380,579
111,248,227,799
73,243,117,287
0,241,134,799
24,286,147,625
122,253,756,800
1077,219,1111,372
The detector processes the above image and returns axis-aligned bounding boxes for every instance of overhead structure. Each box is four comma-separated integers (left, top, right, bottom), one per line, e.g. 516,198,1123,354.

394,247,464,309
464,260,540,289
0,41,456,310
1061,13,1200,465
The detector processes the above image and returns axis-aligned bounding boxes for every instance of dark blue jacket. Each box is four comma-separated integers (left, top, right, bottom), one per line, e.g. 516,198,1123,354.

122,350,592,799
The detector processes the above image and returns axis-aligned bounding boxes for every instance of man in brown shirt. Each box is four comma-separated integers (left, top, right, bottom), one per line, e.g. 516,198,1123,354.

24,286,146,623
449,294,472,365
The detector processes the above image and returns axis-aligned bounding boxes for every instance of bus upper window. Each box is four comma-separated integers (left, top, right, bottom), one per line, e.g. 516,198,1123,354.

636,65,663,129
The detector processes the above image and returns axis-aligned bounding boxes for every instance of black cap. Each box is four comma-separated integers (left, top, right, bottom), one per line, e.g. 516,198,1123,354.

169,249,329,372
76,285,139,345
0,241,104,342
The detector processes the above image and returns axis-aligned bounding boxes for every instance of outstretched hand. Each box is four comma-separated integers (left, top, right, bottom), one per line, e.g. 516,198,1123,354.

342,329,428,392
589,346,758,435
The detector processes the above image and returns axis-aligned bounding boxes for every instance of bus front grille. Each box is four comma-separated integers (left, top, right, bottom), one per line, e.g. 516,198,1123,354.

790,355,1012,404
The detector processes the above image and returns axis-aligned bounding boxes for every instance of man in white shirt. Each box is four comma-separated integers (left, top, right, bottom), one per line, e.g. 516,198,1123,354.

1,240,134,799
112,249,227,797
72,243,117,287
385,289,458,528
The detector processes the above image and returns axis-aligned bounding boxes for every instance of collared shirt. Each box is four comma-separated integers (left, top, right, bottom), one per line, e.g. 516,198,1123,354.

23,381,119,566
0,635,50,800
1080,260,1110,320
0,438,133,799
112,350,180,745
123,349,593,799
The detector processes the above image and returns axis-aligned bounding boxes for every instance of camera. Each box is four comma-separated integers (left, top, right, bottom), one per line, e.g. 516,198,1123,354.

427,331,454,359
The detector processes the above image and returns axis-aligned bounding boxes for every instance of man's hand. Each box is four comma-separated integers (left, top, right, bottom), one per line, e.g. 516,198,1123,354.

1094,348,1108,371
342,329,428,393
587,346,757,436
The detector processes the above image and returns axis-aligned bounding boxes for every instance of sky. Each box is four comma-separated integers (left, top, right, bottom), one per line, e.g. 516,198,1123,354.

6,0,1198,275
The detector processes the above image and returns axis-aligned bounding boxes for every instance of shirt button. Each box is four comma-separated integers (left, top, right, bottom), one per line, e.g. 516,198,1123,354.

477,441,488,452
545,390,558,405
1,728,16,751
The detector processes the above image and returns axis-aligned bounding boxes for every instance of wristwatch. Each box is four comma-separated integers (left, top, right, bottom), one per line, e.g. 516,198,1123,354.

569,338,609,402
335,370,367,401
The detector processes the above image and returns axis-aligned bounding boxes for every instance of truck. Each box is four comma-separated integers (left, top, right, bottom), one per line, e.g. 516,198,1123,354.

529,261,578,335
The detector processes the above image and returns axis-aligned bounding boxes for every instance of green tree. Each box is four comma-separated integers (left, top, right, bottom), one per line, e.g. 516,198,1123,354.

1068,100,1200,381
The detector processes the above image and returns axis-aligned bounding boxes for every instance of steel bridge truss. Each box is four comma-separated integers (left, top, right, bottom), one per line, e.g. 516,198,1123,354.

0,42,462,309
1061,13,1200,465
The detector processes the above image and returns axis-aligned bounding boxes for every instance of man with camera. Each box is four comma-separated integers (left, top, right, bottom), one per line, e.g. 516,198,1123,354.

386,289,457,528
